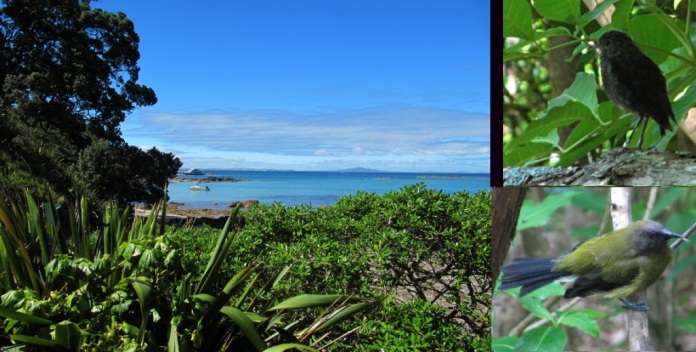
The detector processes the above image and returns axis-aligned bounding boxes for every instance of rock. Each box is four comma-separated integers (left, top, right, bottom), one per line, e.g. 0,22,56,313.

228,199,259,209
169,176,244,183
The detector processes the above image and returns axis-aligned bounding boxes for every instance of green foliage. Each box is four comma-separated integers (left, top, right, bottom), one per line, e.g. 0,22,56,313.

0,0,181,204
517,190,583,230
0,184,490,350
503,0,696,166
494,285,606,352
71,141,181,205
176,184,492,350
0,192,380,351
495,188,696,351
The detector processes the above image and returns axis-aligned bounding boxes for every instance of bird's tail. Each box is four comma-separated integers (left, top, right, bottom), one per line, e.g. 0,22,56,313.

498,257,565,297
658,108,676,135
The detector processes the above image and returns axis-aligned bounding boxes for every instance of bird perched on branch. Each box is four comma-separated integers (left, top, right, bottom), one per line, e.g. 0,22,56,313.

498,220,682,311
595,30,675,148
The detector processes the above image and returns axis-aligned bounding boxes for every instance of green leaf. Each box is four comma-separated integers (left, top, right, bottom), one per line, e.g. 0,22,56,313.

609,0,633,30
130,277,153,308
519,296,554,322
263,343,317,352
514,326,567,352
533,27,573,41
492,336,519,352
219,306,267,351
628,15,682,65
503,0,533,39
129,276,153,346
558,108,632,166
579,0,619,28
0,307,52,325
307,300,379,334
570,191,607,214
517,190,581,230
193,293,216,303
54,321,83,351
9,334,59,348
530,129,560,149
532,0,581,25
547,73,598,115
269,294,360,310
504,100,595,166
503,109,581,166
168,323,180,352
557,127,604,166
556,310,600,337
195,207,240,295
672,68,696,125
528,282,565,300
503,41,533,62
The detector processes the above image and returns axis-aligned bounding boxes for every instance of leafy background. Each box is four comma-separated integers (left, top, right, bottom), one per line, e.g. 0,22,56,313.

503,0,696,167
493,187,696,351
0,185,491,351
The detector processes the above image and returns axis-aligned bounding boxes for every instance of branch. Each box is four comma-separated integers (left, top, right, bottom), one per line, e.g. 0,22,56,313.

504,148,696,186
610,188,651,351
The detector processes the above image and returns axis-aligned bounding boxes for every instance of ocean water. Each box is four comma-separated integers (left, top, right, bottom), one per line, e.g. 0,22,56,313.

168,170,489,209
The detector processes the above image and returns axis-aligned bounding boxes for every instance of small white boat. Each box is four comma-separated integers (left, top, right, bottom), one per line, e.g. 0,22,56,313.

183,168,205,175
189,184,210,191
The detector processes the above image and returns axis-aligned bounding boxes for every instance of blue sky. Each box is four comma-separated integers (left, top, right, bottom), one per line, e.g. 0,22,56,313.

94,0,490,172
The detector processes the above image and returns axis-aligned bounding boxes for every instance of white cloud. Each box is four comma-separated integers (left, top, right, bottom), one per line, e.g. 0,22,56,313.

122,105,489,172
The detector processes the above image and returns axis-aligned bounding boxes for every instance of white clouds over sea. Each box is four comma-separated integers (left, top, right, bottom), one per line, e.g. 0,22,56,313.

122,105,489,173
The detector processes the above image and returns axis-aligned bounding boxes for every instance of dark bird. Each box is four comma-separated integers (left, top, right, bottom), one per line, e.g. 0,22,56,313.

498,220,681,311
595,30,675,148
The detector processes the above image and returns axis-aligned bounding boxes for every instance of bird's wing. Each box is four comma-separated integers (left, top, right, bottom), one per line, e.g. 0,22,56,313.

607,52,673,125
563,268,625,298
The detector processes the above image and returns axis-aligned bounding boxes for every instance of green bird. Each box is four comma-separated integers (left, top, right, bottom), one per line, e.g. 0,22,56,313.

498,220,682,311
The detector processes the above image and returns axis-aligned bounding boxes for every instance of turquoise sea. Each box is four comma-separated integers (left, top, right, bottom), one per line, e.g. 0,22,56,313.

168,170,489,209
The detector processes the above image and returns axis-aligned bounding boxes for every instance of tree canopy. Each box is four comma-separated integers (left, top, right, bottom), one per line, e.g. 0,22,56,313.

0,0,181,204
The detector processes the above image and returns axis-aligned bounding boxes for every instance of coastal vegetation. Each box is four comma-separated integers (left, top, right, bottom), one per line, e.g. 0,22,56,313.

0,1,491,350
0,185,491,350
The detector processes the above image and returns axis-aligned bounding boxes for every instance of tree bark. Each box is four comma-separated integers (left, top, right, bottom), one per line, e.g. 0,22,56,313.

492,187,527,283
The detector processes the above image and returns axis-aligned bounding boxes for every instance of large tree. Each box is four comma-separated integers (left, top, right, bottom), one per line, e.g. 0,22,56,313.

0,0,181,204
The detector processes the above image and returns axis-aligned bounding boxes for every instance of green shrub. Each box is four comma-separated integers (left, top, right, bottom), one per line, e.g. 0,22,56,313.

0,194,379,351
173,184,492,350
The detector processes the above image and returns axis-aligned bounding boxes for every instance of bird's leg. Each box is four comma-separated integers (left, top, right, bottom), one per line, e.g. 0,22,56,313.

624,117,640,148
636,116,650,149
623,116,648,148
619,298,649,311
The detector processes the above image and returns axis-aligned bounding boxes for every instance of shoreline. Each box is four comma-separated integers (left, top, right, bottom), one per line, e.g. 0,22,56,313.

134,201,258,227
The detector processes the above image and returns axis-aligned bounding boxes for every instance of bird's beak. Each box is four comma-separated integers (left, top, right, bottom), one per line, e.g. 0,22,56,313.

665,231,688,242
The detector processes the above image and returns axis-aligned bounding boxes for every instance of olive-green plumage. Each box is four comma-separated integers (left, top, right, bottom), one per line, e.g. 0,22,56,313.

499,220,681,310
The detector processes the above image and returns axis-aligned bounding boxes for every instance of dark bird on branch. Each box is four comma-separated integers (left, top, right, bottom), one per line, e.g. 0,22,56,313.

595,30,675,148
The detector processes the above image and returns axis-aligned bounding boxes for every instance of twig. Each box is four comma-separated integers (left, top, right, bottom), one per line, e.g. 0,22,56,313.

643,188,658,220
671,222,696,250
317,326,362,350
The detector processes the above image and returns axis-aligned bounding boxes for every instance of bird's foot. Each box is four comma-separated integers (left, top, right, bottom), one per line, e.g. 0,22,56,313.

619,298,649,311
